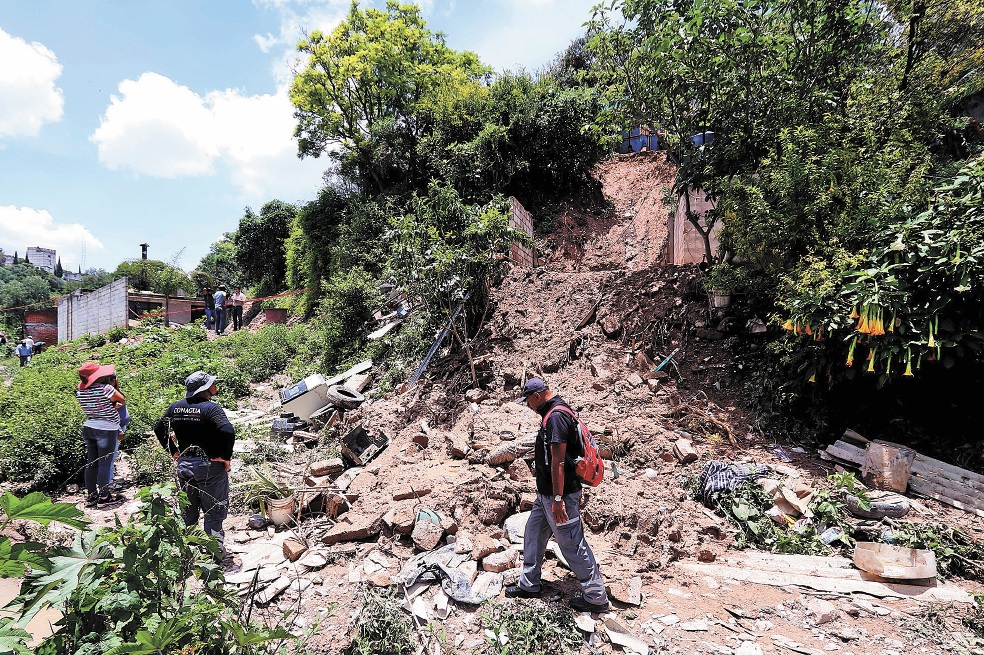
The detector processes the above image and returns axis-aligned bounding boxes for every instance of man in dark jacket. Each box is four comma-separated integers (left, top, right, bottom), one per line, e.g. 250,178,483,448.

154,371,235,551
505,378,609,612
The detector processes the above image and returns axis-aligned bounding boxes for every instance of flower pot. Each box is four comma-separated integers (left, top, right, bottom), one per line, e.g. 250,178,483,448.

263,494,297,526
710,291,731,308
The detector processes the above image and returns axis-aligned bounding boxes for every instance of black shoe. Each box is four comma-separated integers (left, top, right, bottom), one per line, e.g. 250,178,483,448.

504,585,541,599
96,493,123,508
570,596,610,613
85,495,98,508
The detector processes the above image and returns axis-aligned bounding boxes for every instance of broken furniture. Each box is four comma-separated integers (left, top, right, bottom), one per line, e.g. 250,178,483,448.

279,374,331,421
341,425,389,467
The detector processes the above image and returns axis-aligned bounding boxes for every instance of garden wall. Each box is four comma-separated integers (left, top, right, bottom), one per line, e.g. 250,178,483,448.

57,277,129,342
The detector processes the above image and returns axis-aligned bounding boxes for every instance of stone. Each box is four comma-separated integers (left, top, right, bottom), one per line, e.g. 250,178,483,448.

697,549,716,562
412,518,444,551
449,436,470,459
457,559,478,583
574,613,596,633
465,388,488,403
366,572,393,587
599,315,622,337
282,538,308,562
321,514,379,545
382,504,417,535
608,576,643,606
805,597,839,625
673,438,699,464
666,523,682,542
482,549,519,573
634,350,656,373
392,483,432,501
440,514,458,535
333,467,364,491
658,614,680,625
478,498,509,525
309,458,345,477
502,512,531,543
507,459,533,482
298,551,328,570
592,382,608,392
626,373,644,388
519,493,536,511
472,534,504,560
646,379,659,392
454,532,474,554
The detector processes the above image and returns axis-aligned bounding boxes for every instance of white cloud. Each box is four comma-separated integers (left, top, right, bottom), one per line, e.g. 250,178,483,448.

89,72,325,201
0,27,65,139
0,206,103,268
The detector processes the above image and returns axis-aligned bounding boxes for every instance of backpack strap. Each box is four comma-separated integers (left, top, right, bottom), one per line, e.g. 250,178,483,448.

541,404,576,427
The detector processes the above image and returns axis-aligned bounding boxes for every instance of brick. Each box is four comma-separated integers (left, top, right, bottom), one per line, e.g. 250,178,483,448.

392,484,432,501
673,439,699,464
310,458,345,477
321,514,379,545
482,549,519,573
519,494,536,511
507,460,533,482
608,576,643,606
282,538,308,562
478,498,509,525
382,504,417,535
412,433,429,448
472,534,503,560
412,519,444,551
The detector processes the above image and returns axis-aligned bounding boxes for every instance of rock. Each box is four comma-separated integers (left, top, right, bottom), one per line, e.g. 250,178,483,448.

383,504,417,535
454,532,474,554
298,551,328,570
449,436,470,459
608,576,643,606
658,614,680,625
309,458,345,477
646,379,660,392
321,514,379,545
590,362,612,379
411,518,444,551
672,438,699,464
519,493,536,511
697,549,717,563
574,613,596,633
626,373,644,388
666,523,682,542
412,433,429,448
457,559,478,583
591,382,608,392
501,568,521,586
502,512,531,543
507,459,533,481
472,534,504,560
465,388,488,403
333,467,364,491
805,597,839,625
829,625,864,641
282,538,308,562
482,549,519,573
600,315,622,337
478,498,509,525
366,572,393,587
634,351,656,373
440,514,458,535
392,484,432,501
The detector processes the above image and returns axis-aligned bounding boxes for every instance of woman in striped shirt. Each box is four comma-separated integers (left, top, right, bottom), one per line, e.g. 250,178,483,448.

76,362,126,508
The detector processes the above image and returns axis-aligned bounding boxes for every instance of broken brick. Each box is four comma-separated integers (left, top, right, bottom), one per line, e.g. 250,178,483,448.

392,484,432,501
507,459,533,482
282,538,308,562
321,514,379,545
482,549,519,573
472,534,504,560
673,439,699,464
309,458,345,477
478,498,509,525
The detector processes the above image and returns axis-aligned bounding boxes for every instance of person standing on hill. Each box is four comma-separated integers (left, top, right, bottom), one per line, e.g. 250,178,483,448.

212,285,227,335
230,287,246,331
76,362,126,508
16,340,33,366
202,287,215,330
154,371,235,561
506,378,610,613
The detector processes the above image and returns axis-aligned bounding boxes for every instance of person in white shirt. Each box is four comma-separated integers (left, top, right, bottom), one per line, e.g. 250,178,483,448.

230,288,247,331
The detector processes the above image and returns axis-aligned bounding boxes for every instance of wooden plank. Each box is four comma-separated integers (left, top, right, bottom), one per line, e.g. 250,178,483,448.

908,476,984,517
824,441,865,464
912,455,984,494
368,321,401,340
675,561,972,603
324,359,373,387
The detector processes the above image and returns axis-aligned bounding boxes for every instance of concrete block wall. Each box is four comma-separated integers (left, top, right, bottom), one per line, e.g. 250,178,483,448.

57,277,129,342
509,197,537,267
668,187,720,265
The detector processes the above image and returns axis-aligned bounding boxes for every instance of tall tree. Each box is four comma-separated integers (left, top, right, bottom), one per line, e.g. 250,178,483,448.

290,1,489,194
234,200,297,296
54,257,63,278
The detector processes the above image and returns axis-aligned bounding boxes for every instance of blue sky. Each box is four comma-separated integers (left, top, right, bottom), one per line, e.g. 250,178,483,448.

0,0,598,273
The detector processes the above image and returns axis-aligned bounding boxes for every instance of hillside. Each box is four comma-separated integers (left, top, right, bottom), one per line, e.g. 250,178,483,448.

27,153,984,654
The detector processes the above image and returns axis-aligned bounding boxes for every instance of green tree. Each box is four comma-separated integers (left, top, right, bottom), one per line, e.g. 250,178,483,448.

54,257,63,278
290,1,489,194
195,232,244,292
12,251,18,265
234,200,297,297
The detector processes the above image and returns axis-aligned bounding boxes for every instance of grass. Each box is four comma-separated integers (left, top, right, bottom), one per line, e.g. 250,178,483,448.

481,599,581,655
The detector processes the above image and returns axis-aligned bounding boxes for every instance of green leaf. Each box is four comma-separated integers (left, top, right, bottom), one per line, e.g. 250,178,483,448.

0,492,88,530
0,618,33,655
0,539,49,578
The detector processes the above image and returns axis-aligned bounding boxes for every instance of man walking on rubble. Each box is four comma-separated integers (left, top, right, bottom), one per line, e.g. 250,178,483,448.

506,378,610,613
154,371,235,565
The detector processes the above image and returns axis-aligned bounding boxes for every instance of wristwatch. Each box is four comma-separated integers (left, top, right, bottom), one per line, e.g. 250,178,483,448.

553,495,563,503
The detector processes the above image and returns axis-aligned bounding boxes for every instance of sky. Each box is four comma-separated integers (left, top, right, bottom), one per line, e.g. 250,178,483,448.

0,0,599,273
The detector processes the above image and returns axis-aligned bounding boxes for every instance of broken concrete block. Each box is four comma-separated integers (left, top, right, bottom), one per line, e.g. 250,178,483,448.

305,475,332,488
282,538,308,562
482,549,519,573
502,512,531,544
321,514,379,545
411,519,444,551
507,459,533,482
449,436,470,459
309,458,345,477
472,534,504,560
608,576,643,606
333,467,364,491
478,498,509,525
672,439,699,464
439,514,458,535
626,373,644,388
392,484,432,501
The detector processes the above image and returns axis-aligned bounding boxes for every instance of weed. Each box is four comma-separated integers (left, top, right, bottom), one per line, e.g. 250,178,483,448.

886,522,984,582
124,433,176,486
351,586,415,655
481,599,581,655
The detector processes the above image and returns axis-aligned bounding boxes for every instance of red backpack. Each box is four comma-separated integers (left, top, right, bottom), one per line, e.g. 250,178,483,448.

541,405,605,487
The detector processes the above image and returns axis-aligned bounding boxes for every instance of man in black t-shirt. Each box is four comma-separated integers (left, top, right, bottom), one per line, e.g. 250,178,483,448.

154,371,235,555
505,378,609,613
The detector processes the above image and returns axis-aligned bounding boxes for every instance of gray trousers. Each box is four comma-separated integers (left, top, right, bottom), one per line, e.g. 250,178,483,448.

519,492,608,604
177,457,229,545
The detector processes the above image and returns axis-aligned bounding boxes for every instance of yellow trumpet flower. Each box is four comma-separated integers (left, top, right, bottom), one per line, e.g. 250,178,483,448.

903,350,914,377
867,347,877,373
846,337,857,366
808,373,816,383
783,319,794,331
849,306,859,319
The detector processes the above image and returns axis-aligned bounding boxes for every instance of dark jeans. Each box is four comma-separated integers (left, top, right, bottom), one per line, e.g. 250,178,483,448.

204,308,215,330
19,355,30,367
232,305,243,330
214,307,227,333
177,456,229,544
83,426,119,497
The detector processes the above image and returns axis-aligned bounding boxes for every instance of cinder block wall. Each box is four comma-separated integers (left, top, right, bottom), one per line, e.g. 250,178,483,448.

509,197,537,267
57,277,129,342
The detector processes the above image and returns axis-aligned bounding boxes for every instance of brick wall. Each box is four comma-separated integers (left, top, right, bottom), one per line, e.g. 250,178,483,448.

509,197,537,267
57,277,129,342
25,308,57,344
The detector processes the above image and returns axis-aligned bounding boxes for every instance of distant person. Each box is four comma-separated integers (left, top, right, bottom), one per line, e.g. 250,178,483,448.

154,371,235,564
213,285,227,335
202,287,215,330
15,340,33,366
23,335,34,352
506,378,610,613
76,362,126,508
230,287,246,331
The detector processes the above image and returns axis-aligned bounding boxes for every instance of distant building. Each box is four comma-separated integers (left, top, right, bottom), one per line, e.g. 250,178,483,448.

26,246,57,273
2,252,13,267
63,270,83,282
